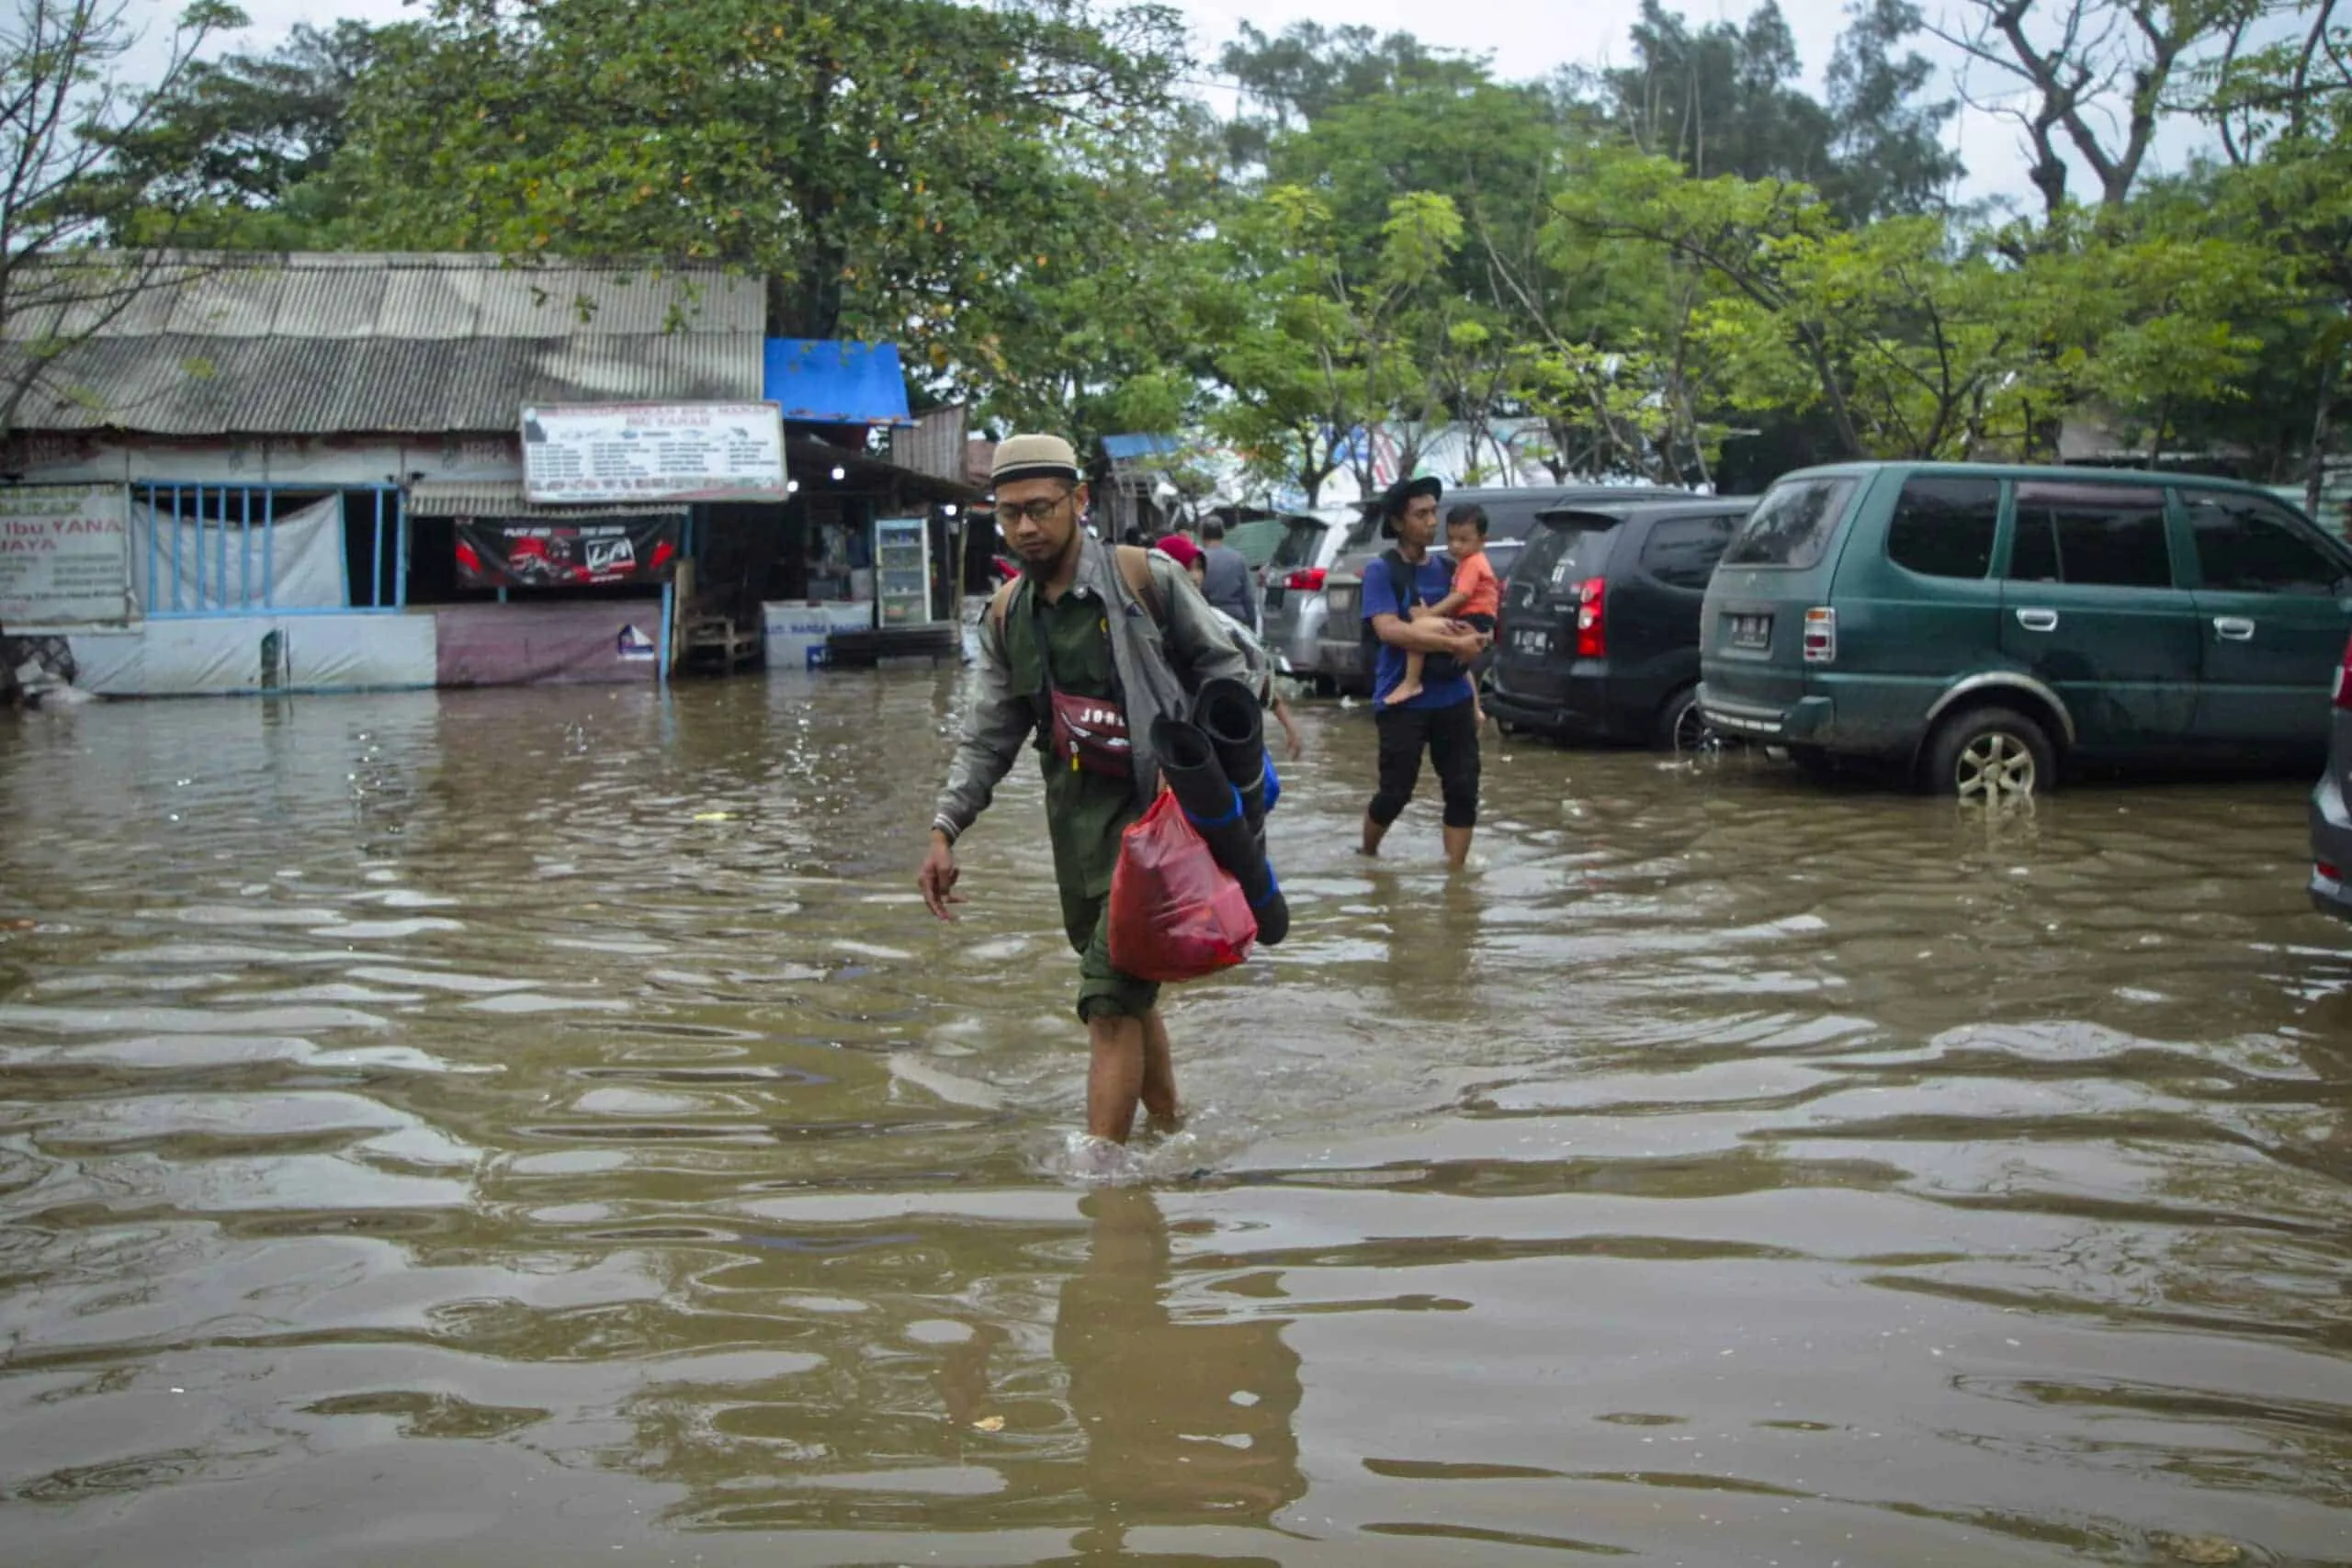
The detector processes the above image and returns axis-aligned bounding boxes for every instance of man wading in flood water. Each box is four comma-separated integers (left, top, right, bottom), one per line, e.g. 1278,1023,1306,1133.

1360,476,1489,868
920,434,1250,1145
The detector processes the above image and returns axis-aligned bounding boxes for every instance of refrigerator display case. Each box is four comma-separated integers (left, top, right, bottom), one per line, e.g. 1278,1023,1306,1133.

873,515,934,627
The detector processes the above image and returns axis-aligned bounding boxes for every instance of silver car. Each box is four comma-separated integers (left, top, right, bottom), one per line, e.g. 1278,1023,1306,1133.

1260,505,1372,690
2311,629,2352,919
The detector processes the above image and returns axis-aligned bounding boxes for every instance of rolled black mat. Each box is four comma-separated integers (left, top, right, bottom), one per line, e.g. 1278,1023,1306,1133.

1194,678,1272,829
1152,716,1290,947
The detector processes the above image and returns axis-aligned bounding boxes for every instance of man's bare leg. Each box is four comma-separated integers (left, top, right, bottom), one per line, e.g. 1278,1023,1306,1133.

1138,1010,1181,1134
1442,824,1474,869
1360,811,1392,858
1087,1013,1147,1144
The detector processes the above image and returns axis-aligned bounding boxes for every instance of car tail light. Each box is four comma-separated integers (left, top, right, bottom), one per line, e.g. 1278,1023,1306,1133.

1574,577,1607,659
1803,606,1837,664
2335,633,2352,708
1285,568,1327,592
2321,861,2344,884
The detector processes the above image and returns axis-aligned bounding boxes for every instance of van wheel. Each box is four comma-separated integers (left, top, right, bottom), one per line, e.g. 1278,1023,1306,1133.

1657,687,1714,754
1925,706,2053,800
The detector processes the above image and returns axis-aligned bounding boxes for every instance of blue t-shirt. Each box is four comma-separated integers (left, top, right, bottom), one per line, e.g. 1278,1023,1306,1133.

1362,553,1476,710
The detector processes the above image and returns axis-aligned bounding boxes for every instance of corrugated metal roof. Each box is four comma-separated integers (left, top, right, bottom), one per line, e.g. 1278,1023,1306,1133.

1,253,765,435
408,479,687,520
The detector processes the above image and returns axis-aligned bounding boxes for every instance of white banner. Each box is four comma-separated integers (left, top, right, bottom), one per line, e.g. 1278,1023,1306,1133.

521,401,787,504
0,483,133,627
130,495,346,613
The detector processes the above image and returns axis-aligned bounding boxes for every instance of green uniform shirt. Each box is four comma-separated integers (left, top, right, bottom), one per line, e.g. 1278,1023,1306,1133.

1004,580,1159,1021
1010,581,1137,894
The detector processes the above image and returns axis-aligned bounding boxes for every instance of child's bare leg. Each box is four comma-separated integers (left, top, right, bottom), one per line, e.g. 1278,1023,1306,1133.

1386,649,1425,705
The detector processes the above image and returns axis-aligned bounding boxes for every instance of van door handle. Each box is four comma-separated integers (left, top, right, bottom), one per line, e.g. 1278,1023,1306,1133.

2014,609,2059,632
2212,616,2256,641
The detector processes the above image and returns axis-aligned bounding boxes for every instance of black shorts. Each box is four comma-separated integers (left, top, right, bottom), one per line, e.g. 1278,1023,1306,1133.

1462,612,1497,635
1369,698,1480,830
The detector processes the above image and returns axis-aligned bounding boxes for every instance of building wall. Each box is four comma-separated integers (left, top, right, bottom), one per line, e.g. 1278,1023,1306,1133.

13,433,675,696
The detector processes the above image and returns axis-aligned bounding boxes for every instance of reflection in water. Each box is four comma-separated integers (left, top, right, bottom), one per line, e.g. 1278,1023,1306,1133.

2,680,2351,1567
1045,1188,1302,1541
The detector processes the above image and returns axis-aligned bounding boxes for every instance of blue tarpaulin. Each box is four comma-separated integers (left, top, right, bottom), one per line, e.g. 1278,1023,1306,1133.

763,340,912,424
1102,434,1181,461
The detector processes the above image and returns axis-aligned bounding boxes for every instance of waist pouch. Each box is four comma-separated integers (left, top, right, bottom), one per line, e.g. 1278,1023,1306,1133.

1048,688,1135,778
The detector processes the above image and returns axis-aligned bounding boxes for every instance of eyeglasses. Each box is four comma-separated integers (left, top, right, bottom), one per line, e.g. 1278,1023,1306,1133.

996,491,1074,525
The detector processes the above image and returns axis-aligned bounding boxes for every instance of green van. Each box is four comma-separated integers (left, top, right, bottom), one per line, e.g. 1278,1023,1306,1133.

1696,462,2352,796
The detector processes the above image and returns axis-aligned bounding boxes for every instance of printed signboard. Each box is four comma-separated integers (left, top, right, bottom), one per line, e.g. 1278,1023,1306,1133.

0,483,133,627
520,401,788,504
455,517,680,589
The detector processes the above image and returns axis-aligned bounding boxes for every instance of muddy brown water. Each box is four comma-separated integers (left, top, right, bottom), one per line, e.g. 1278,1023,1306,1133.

3,672,2351,1568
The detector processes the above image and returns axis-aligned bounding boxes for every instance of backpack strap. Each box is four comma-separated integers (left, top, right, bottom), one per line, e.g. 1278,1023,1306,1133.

1382,547,1417,616
986,575,1023,638
1114,544,1166,624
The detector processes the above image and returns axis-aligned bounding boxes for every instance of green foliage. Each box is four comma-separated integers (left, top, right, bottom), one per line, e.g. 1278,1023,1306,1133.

47,0,2346,497
339,0,1193,409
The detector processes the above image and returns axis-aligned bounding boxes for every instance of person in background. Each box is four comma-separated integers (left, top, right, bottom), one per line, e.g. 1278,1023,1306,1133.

1359,476,1488,868
1155,534,1304,761
922,435,1250,1147
1386,502,1499,714
1198,518,1260,632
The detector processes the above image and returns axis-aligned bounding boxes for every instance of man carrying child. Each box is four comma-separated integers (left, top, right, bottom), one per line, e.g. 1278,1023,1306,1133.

1359,477,1490,869
1385,502,1501,718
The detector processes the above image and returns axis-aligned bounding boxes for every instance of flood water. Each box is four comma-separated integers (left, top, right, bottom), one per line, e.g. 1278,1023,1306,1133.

4,671,2352,1568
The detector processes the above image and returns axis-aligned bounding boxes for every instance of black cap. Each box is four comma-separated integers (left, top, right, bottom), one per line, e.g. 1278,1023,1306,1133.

1379,474,1442,537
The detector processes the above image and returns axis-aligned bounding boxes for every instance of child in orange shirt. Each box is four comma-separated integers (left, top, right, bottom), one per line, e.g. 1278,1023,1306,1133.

1386,503,1500,710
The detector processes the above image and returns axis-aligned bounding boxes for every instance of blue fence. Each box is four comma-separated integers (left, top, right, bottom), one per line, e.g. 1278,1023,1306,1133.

139,482,409,619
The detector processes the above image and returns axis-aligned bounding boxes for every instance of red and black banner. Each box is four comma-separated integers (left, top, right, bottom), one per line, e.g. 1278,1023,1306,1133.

455,517,679,589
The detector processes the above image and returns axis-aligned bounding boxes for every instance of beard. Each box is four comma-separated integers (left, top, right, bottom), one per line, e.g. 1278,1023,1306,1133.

1018,530,1080,581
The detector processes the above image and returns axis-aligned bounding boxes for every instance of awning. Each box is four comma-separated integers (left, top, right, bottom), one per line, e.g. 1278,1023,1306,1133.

1102,433,1181,461
764,339,912,424
407,479,689,521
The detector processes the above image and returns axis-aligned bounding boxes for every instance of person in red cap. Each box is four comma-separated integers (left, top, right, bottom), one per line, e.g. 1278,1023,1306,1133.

1156,534,1303,760
1152,533,1203,574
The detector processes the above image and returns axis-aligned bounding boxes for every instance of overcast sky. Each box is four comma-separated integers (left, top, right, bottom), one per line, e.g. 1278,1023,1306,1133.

182,0,2228,218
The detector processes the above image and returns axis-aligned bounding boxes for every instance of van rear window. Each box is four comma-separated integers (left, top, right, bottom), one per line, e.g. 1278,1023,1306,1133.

1721,478,1857,570
1270,520,1327,570
1521,515,1618,588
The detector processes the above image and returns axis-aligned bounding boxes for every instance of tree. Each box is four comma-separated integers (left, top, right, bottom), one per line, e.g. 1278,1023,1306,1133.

98,19,384,247
1820,0,1966,220
341,0,1194,396
1205,185,1467,504
1216,19,1485,168
0,0,247,435
2188,2,2352,505
1927,0,2255,219
1600,0,1836,187
1550,152,2065,461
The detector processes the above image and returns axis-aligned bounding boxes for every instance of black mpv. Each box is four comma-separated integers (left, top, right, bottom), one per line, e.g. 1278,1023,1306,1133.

1487,496,1757,750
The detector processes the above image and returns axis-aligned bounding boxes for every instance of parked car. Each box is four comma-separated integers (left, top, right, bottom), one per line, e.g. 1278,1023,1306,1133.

1486,495,1758,749
1261,505,1368,689
1317,485,1688,695
1697,462,2352,797
2312,630,2352,919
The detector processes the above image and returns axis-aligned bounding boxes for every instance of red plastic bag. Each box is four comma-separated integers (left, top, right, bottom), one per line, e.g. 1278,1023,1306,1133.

1108,790,1259,983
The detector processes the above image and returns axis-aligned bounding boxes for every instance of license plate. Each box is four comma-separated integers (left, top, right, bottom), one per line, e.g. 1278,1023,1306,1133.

1327,587,1356,615
1263,586,1286,611
1512,626,1551,653
1727,613,1771,649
